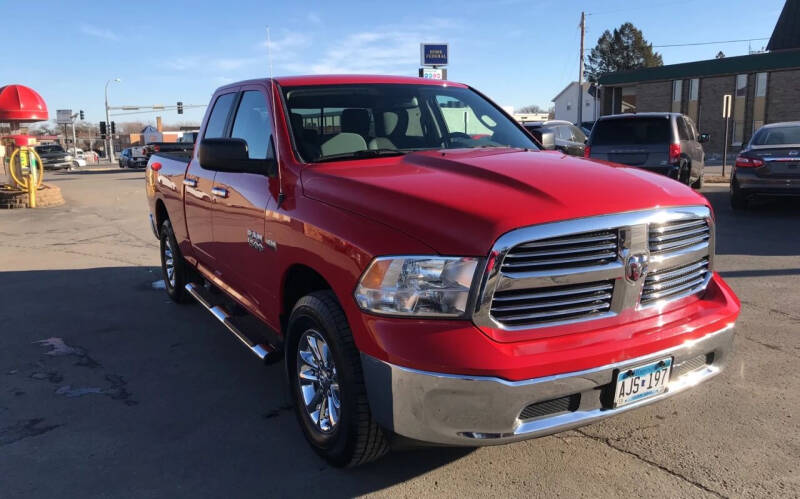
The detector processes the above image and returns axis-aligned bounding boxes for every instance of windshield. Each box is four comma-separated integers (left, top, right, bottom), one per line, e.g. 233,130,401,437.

282,84,538,162
36,145,65,153
751,125,800,146
592,118,671,146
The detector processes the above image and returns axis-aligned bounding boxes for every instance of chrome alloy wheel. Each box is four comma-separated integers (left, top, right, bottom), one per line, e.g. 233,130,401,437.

297,330,341,433
164,236,176,288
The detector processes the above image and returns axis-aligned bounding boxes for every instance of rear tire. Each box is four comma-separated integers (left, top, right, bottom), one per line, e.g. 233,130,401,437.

159,219,191,303
691,172,704,189
287,291,389,467
730,176,748,210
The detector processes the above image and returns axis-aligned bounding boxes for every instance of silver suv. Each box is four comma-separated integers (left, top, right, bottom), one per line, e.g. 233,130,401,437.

586,113,709,188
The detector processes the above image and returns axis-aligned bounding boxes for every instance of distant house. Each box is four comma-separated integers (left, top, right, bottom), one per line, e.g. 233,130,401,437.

596,0,800,160
552,82,598,125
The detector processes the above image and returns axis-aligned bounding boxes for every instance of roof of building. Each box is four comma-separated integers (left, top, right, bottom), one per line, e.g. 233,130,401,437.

768,0,800,51
598,48,800,85
551,82,592,102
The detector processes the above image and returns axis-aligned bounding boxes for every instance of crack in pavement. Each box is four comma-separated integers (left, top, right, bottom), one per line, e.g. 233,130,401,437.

741,335,800,360
574,429,727,498
0,418,61,447
740,299,800,322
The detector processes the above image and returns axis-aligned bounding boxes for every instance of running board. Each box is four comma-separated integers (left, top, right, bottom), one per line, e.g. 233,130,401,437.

185,282,277,362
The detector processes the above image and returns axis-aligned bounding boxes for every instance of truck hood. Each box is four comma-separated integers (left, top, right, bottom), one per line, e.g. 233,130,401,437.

301,148,709,255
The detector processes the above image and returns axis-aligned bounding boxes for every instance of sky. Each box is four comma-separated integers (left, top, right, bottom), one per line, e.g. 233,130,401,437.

0,0,786,126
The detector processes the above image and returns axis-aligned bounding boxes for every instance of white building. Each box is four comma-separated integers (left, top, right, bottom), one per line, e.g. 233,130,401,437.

552,82,599,124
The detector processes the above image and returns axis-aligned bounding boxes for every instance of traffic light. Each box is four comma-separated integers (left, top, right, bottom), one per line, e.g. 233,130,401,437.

99,121,107,139
177,101,184,114
79,110,84,120
110,121,116,134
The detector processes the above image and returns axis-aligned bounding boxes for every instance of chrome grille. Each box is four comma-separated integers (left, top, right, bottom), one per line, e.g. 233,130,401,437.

501,230,618,273
475,206,714,331
490,281,613,327
641,258,710,305
649,219,710,254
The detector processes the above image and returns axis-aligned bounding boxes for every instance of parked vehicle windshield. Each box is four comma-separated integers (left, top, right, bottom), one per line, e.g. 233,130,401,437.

750,125,800,146
35,145,66,154
282,84,538,162
592,118,671,146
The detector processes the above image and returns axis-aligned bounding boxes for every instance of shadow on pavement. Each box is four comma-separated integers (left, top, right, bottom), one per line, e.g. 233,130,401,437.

0,266,471,498
702,188,800,257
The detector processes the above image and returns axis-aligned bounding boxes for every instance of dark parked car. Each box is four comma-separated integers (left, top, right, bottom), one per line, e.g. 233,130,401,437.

730,121,800,209
118,148,147,168
586,113,708,188
522,120,586,157
34,144,72,170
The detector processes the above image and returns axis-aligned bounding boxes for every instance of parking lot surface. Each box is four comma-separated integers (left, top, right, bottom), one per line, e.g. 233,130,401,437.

1,169,798,498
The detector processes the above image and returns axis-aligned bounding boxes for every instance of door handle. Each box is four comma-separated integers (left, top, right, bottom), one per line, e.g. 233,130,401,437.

183,178,198,188
211,187,229,198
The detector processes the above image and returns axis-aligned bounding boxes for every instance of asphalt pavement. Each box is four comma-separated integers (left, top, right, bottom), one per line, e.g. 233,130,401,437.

1,169,798,498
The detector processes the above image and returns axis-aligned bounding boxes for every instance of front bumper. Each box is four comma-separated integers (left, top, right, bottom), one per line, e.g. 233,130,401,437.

362,323,734,446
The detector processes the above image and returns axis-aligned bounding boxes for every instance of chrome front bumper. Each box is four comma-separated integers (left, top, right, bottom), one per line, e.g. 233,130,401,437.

362,324,734,446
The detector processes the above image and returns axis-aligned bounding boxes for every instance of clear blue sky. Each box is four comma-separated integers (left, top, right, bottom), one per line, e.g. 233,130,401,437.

0,0,785,126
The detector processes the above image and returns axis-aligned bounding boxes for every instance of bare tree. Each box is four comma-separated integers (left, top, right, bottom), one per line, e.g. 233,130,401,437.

517,104,546,114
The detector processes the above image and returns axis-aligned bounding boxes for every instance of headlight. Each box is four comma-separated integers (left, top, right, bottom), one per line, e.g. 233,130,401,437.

355,256,478,317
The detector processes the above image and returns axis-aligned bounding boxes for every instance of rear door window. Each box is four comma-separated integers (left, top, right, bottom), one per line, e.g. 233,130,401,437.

570,125,586,143
204,92,236,139
677,117,691,141
592,118,671,145
230,91,273,160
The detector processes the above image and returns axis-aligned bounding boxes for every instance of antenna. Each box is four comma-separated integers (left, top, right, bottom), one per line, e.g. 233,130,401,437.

267,26,285,208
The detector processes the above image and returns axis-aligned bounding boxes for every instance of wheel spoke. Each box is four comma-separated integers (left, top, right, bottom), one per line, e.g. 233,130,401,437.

299,350,318,369
298,365,318,382
307,335,324,366
296,330,340,434
327,392,339,426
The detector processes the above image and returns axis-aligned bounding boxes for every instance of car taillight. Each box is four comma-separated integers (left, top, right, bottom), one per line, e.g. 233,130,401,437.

583,146,590,158
151,162,162,171
669,143,681,164
154,145,160,152
735,155,764,168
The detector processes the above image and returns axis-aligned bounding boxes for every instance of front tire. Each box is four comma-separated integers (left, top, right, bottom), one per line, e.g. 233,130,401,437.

287,291,388,467
159,219,191,303
691,170,704,189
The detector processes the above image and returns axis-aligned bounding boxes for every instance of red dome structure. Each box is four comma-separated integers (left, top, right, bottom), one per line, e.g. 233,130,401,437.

0,84,49,122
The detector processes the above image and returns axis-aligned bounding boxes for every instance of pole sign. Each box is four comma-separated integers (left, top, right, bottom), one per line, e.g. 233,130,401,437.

722,94,732,118
56,109,73,125
420,43,448,66
421,68,444,80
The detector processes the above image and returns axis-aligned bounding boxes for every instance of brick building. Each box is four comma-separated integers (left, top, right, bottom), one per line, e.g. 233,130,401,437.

596,0,800,161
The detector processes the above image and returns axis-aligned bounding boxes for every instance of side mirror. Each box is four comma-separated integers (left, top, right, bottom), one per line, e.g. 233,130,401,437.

538,131,556,150
698,133,710,143
198,137,277,176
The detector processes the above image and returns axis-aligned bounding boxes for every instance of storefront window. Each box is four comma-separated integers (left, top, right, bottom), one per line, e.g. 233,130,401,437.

672,80,682,113
733,74,747,145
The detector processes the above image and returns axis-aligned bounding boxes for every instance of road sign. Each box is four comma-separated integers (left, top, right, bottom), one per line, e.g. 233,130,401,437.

56,109,73,124
421,43,448,66
722,94,732,118
421,68,444,80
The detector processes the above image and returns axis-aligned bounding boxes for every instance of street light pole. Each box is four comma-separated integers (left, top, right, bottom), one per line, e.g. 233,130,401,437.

105,78,121,161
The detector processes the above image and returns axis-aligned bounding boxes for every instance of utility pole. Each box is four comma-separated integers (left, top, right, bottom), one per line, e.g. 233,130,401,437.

105,78,121,162
577,11,585,127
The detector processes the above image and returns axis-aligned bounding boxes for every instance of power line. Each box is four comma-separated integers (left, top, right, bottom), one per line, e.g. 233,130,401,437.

653,37,769,48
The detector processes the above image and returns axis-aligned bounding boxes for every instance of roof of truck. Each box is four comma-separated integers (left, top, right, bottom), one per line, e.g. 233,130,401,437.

221,75,469,89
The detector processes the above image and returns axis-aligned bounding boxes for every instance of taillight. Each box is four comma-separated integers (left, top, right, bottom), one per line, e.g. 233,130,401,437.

669,143,681,164
583,146,591,158
154,145,160,152
735,155,764,168
151,162,162,171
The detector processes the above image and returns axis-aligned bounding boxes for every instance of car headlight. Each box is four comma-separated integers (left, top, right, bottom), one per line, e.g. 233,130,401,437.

355,256,479,317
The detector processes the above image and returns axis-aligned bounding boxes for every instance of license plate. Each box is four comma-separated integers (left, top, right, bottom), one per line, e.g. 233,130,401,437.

613,357,672,408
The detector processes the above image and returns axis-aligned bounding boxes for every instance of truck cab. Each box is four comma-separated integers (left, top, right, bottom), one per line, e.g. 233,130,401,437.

146,75,739,467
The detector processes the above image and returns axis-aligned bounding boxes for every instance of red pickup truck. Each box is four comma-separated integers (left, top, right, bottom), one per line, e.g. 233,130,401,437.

146,75,740,467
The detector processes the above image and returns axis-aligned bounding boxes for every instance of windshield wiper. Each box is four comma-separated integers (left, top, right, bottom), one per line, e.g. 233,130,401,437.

314,149,407,163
